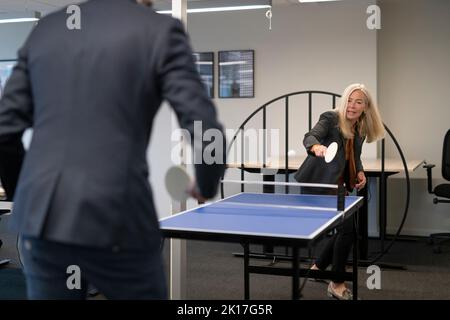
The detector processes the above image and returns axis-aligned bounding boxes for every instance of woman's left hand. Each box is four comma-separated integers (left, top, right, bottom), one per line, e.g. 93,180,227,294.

355,171,366,191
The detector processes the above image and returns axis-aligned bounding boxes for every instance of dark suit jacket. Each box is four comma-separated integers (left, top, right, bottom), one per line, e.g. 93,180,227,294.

294,111,364,191
0,0,226,249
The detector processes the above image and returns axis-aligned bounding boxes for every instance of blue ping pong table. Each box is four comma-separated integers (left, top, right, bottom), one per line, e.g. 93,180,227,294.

160,192,363,300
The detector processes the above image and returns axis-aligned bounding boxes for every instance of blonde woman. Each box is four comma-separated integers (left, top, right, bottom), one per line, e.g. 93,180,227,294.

294,83,384,300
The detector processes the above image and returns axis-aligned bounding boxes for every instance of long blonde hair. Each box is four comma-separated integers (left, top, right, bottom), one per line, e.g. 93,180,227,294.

335,83,385,143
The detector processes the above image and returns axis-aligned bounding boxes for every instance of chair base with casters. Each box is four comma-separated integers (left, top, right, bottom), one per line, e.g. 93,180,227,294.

428,233,450,253
424,166,450,253
427,183,450,253
423,128,450,254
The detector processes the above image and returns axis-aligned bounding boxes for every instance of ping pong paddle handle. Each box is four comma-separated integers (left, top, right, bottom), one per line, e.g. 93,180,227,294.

188,180,207,203
311,144,326,157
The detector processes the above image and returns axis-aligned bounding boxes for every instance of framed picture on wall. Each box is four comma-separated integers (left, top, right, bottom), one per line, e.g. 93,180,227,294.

193,52,214,98
218,50,254,98
0,60,17,97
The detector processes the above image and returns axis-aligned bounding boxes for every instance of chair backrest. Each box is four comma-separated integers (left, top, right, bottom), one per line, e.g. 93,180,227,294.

443,129,450,181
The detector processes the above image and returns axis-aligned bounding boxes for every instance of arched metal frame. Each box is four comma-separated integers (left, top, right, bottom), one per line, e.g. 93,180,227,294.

222,90,411,263
223,91,339,195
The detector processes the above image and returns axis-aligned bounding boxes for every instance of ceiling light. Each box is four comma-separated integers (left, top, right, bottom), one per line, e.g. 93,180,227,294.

155,0,272,14
298,0,341,3
0,11,41,24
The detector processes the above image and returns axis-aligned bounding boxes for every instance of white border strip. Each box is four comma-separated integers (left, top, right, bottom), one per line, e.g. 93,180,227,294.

221,179,338,189
221,201,337,212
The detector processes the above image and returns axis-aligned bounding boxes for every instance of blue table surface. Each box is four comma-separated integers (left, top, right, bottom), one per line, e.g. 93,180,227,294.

160,193,362,240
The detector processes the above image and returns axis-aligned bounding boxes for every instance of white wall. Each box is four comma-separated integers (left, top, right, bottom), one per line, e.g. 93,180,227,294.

186,0,378,195
188,0,377,153
378,0,450,236
0,22,35,59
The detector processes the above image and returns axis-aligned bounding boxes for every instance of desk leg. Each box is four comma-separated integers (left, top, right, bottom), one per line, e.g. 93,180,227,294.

357,186,369,260
292,246,300,300
379,175,387,251
243,242,250,300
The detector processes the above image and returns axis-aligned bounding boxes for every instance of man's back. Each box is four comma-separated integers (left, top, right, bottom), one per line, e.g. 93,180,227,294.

0,0,225,249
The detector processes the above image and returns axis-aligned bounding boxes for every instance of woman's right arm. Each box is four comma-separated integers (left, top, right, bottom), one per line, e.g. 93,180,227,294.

303,111,336,157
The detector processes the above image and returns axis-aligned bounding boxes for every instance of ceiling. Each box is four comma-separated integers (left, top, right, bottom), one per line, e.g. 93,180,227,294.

0,0,301,15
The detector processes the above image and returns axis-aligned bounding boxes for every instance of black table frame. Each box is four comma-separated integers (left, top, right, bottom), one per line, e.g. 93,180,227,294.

233,167,398,261
161,198,363,300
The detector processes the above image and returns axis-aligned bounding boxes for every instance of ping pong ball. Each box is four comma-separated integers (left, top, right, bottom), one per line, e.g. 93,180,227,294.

288,150,296,157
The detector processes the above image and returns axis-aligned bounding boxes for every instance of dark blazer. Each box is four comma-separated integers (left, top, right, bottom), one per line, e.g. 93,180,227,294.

0,0,226,249
294,111,364,190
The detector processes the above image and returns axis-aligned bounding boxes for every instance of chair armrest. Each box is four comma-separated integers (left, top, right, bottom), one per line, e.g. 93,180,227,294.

423,163,436,194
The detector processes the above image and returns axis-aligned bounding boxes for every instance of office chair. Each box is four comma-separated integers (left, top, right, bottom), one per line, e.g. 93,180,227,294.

423,129,450,253
0,208,11,267
1,187,11,267
0,137,24,267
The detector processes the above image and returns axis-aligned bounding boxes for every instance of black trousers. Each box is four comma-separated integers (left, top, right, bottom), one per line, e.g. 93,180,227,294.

315,216,354,283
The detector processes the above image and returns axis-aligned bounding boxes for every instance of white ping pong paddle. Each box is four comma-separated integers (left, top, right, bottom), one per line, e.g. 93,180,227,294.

325,142,338,163
165,165,192,202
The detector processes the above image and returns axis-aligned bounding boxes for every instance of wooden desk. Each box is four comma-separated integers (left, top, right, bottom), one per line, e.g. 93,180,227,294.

226,157,424,260
228,156,423,173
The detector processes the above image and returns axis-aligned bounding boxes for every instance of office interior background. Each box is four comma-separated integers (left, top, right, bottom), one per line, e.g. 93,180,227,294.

0,0,449,300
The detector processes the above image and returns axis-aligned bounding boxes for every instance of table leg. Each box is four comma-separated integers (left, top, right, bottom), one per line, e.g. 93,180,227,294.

353,213,359,300
379,174,387,251
292,246,300,300
357,186,369,260
243,242,250,300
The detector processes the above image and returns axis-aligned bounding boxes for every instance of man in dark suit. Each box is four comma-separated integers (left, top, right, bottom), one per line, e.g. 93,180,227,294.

0,0,226,299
